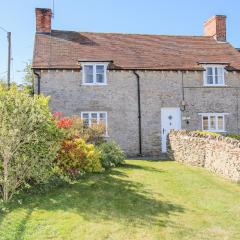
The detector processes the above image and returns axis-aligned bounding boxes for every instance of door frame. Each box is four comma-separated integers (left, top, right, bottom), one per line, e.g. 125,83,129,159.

161,107,181,153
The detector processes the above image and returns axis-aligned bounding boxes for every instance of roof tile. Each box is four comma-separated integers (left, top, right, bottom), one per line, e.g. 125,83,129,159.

32,30,240,70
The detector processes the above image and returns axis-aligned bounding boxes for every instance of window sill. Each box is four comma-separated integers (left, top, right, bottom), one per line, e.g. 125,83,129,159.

82,83,107,86
203,84,226,87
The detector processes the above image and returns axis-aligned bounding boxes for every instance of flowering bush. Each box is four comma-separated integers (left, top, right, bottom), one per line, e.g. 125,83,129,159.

56,138,102,177
57,118,73,129
53,112,106,145
53,112,104,178
53,112,74,129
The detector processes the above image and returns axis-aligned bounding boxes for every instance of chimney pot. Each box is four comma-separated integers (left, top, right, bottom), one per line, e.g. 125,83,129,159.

204,15,226,42
35,8,52,34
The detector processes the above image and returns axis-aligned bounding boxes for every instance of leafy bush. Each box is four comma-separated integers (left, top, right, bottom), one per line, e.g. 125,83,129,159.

193,131,221,137
56,138,102,178
53,113,106,145
225,134,240,140
98,141,126,169
193,131,240,140
0,85,62,202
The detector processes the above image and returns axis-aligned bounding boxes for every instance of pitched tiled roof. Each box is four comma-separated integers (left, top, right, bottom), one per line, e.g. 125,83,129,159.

32,30,240,71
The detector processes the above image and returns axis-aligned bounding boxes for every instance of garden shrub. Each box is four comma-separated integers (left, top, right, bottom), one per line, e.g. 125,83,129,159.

53,112,106,145
53,113,104,178
0,85,62,202
56,138,102,178
225,133,240,140
193,131,240,140
193,131,221,137
98,141,126,169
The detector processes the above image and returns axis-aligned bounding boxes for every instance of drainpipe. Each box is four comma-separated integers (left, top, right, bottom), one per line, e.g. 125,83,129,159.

133,70,143,156
33,70,41,95
180,71,186,112
236,88,239,134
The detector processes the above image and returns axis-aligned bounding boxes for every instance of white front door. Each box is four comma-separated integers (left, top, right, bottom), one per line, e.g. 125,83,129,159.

161,108,181,152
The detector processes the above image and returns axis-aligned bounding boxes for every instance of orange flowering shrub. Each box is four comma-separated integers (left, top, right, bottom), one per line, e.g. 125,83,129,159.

53,112,104,177
56,138,102,177
53,112,106,144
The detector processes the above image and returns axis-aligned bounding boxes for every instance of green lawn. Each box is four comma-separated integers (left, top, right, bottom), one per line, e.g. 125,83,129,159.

0,160,240,240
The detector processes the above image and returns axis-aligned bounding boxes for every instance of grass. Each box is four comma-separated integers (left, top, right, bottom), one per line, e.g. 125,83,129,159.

0,160,240,240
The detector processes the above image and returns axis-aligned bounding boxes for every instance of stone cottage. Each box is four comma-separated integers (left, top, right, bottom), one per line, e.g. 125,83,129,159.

32,8,240,156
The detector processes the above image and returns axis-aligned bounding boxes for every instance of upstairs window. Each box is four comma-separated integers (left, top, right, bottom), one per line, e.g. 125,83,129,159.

82,63,107,85
199,113,226,132
203,65,225,86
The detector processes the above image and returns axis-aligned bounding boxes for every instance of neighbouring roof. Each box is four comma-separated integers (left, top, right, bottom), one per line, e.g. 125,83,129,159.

32,30,240,71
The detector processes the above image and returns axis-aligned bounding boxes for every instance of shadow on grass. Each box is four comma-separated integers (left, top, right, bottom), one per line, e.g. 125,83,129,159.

122,163,165,173
0,162,185,238
15,208,33,240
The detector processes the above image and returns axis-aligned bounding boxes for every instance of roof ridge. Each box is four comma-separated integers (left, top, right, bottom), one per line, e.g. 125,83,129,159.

51,29,213,38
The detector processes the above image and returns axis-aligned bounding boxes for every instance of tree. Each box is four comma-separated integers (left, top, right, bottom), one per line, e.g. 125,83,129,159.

0,85,62,202
22,61,34,95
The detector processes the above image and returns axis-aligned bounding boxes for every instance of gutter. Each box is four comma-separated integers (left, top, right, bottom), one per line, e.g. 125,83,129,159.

133,70,143,156
33,70,41,95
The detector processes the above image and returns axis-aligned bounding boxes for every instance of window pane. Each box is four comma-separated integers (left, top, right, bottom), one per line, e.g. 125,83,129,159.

84,65,94,83
217,75,223,84
96,65,104,74
217,67,223,75
82,113,89,119
210,116,216,130
206,67,213,84
203,116,208,130
207,75,213,84
216,68,224,84
83,119,89,126
207,67,213,75
218,116,224,130
82,113,89,126
99,118,106,125
99,113,106,125
96,65,105,83
96,74,104,83
91,113,98,124
99,113,107,133
99,113,106,119
215,68,218,84
91,113,97,118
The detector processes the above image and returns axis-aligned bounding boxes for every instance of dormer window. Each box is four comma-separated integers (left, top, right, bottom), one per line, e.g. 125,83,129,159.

203,65,225,86
82,63,108,85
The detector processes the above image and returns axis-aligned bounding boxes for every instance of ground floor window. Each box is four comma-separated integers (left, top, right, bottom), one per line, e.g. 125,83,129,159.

81,112,108,134
199,113,226,132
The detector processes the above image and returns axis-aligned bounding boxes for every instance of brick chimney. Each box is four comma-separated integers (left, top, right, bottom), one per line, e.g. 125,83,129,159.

204,15,226,42
35,8,52,34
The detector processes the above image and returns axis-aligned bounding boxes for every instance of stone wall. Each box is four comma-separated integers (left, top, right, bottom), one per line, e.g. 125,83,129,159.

168,130,240,182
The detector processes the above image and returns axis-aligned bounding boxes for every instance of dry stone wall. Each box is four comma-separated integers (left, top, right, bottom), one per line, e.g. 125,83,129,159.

168,130,240,182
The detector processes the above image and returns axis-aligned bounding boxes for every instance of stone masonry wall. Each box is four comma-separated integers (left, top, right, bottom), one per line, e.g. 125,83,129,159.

168,130,240,182
35,69,240,156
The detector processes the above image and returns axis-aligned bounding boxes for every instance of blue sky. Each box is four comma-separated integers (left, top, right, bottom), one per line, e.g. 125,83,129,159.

0,0,240,83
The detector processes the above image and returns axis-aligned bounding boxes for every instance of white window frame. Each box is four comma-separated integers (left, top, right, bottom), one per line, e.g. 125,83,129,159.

203,65,226,86
198,113,228,132
81,111,108,136
81,62,108,85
